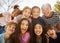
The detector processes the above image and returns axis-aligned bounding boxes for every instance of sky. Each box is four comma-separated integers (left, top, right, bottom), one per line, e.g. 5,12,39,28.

0,0,60,13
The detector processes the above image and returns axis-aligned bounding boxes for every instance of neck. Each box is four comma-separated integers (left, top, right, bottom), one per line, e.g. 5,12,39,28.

36,35,41,39
21,32,26,37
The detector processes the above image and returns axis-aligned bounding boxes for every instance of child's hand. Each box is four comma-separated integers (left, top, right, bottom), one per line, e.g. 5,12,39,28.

47,29,57,39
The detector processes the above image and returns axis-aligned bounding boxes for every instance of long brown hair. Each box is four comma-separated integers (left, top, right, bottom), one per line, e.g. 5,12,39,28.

10,18,32,43
32,21,47,43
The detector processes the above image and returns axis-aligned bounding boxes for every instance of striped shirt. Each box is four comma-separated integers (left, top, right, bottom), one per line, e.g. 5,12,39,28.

42,12,60,27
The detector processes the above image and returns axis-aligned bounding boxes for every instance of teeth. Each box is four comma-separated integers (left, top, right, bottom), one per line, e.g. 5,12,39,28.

37,32,40,33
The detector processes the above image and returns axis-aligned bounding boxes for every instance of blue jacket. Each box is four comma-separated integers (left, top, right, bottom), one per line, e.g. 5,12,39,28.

0,26,5,34
0,33,10,43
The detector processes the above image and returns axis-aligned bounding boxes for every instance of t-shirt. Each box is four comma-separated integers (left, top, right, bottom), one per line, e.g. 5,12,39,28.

31,17,46,28
36,37,42,43
49,32,60,43
19,32,30,43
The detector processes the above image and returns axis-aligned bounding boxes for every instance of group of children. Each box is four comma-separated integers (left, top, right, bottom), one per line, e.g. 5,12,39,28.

0,3,60,43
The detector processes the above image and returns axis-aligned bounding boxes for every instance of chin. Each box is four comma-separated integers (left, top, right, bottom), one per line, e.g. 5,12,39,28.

8,32,13,35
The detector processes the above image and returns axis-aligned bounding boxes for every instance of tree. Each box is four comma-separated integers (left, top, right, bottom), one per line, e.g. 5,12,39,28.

0,0,23,12
54,1,60,15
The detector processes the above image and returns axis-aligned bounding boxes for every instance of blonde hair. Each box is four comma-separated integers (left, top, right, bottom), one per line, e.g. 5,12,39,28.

6,22,17,28
22,6,31,12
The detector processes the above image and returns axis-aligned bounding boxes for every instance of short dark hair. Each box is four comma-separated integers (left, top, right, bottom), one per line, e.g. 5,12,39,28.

46,24,54,32
14,5,19,9
32,6,40,10
0,13,3,17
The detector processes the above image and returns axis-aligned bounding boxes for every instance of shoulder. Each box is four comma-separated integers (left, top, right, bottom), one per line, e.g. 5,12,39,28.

39,17,44,20
53,12,59,17
0,33,5,37
0,33,5,41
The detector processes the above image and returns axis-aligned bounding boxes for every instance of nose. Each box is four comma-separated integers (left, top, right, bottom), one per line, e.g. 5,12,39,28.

23,25,27,29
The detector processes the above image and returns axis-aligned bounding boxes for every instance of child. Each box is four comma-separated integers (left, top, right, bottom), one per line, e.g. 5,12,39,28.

0,22,17,43
22,7,31,18
3,5,21,23
46,25,57,43
32,22,47,43
17,7,31,22
10,5,21,23
31,6,46,29
17,18,31,43
41,3,60,27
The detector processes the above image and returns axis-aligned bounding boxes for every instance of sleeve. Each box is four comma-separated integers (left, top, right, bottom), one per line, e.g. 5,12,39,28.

0,34,4,43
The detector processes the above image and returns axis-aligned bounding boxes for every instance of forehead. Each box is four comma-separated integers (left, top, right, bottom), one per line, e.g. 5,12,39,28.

8,24,16,26
21,20,28,24
35,24,42,27
42,5,51,10
24,8,31,11
33,8,40,11
48,29,54,31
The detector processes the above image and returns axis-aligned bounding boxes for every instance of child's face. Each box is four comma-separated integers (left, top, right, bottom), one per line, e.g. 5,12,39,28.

32,8,40,18
23,9,31,18
12,9,19,17
42,6,51,17
47,29,57,39
6,24,16,35
34,24,43,36
20,20,29,34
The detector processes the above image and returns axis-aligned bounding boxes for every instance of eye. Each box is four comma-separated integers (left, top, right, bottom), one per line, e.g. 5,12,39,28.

25,10,27,13
9,25,11,27
28,12,30,14
12,26,15,29
21,22,24,25
26,23,28,27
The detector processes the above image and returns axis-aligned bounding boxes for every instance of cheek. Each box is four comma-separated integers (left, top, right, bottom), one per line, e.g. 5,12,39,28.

23,12,26,15
32,11,35,14
33,13,38,16
26,26,28,29
41,29,43,33
27,14,30,17
20,25,22,29
53,30,56,34
12,28,15,32
6,27,10,31
47,31,51,35
43,10,48,14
